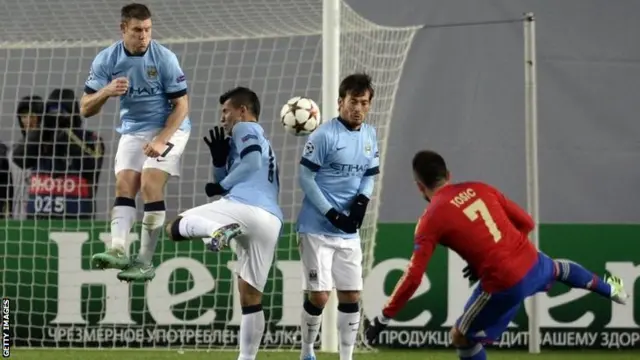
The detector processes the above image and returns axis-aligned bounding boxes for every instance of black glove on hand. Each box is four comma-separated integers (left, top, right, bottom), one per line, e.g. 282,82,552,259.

325,208,357,234
349,194,370,229
462,264,479,284
203,127,230,167
364,316,389,346
205,182,227,197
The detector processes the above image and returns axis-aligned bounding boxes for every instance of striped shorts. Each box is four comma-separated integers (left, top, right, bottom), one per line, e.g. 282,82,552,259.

455,252,555,343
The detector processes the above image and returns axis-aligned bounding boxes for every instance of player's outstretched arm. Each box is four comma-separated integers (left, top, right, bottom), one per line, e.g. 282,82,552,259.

205,123,261,197
155,52,189,143
365,212,439,345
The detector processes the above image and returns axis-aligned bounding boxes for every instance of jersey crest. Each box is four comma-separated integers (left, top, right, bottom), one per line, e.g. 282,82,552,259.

146,66,158,79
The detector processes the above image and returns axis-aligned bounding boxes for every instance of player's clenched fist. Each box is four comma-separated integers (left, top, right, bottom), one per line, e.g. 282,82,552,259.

104,77,129,97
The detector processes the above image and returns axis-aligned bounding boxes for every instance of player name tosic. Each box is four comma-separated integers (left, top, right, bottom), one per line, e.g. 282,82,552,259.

449,188,477,208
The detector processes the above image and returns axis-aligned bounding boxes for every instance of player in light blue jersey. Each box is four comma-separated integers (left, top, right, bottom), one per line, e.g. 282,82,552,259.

297,73,380,360
79,4,191,282
165,87,282,360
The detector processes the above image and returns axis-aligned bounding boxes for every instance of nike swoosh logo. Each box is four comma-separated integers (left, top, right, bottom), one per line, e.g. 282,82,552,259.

139,267,153,274
337,146,346,151
348,322,359,326
156,158,165,162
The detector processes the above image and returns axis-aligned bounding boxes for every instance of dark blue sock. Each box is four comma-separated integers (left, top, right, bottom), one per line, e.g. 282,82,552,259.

457,343,486,360
555,259,611,298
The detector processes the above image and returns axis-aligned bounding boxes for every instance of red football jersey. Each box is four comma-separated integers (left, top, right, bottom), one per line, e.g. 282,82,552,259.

383,182,538,319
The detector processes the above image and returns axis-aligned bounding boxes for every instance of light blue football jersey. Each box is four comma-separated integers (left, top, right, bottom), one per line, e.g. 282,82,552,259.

84,40,190,134
297,118,380,238
215,122,283,223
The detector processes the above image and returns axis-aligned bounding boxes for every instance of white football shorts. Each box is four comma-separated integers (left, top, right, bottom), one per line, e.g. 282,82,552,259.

298,233,363,292
114,129,190,176
180,198,282,293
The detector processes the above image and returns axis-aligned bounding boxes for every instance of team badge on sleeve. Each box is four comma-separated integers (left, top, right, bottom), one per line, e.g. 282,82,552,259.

303,141,315,156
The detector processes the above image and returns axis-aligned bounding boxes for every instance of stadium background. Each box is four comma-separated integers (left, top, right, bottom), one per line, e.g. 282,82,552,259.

1,0,639,356
0,0,638,222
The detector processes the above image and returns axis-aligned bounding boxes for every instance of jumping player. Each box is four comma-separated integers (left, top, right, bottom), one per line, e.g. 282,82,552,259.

165,87,283,360
80,3,190,282
297,73,380,360
365,150,628,359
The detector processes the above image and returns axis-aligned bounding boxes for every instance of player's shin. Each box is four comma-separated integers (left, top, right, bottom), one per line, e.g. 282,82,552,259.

238,304,265,360
301,298,323,358
337,302,360,360
138,201,166,265
554,259,612,298
456,343,487,360
111,197,137,251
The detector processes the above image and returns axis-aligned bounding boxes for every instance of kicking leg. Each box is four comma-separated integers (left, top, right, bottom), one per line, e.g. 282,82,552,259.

166,213,243,251
554,259,628,304
92,169,140,270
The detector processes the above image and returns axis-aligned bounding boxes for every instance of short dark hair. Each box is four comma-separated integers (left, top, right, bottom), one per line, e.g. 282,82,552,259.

219,87,261,119
121,3,152,23
16,95,44,116
339,73,375,100
412,150,449,189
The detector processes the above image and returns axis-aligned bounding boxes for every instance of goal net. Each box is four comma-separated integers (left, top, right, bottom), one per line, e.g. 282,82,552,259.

0,0,419,350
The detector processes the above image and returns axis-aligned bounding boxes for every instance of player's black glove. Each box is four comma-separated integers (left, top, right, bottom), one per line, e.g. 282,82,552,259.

203,126,230,168
364,316,389,346
205,182,227,197
325,208,357,234
462,264,479,284
348,194,370,229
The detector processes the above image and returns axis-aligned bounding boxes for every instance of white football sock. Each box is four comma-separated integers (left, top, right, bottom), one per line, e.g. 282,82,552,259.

110,201,137,252
138,206,166,265
238,307,265,360
178,214,223,242
338,304,360,360
301,303,323,357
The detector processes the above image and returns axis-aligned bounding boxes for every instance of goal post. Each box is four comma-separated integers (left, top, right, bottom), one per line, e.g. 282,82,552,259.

321,0,341,353
0,0,420,351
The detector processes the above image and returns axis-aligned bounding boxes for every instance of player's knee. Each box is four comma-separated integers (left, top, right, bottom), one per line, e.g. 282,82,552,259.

450,327,470,347
140,179,165,202
115,171,140,198
238,277,263,306
337,290,360,304
307,291,330,308
166,217,187,241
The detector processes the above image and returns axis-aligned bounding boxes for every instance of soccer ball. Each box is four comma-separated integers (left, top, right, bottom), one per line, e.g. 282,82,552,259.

280,96,321,136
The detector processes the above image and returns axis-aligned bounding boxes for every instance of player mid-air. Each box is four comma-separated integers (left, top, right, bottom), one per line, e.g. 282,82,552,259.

80,3,190,282
165,87,283,360
297,73,380,360
365,150,629,359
